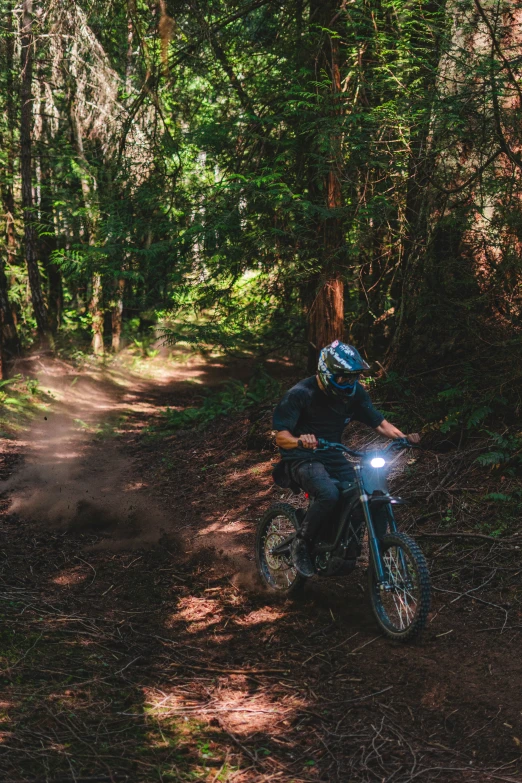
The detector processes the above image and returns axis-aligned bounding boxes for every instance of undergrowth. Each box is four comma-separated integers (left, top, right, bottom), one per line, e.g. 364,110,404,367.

0,375,51,436
376,360,522,532
153,369,281,433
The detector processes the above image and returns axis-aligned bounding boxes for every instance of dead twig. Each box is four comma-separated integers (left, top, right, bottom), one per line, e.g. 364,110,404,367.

416,531,522,545
432,585,509,629
167,661,289,675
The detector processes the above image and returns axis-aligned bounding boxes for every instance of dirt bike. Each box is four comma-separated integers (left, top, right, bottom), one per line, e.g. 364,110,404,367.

255,438,431,641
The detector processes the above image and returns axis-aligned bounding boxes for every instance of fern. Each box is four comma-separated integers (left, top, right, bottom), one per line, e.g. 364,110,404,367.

466,406,492,429
476,451,508,466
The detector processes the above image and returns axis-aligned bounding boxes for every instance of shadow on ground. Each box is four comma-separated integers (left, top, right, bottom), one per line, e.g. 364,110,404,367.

0,354,521,781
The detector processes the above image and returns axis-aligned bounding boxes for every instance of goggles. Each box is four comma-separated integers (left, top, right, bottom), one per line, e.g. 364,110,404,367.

331,372,361,389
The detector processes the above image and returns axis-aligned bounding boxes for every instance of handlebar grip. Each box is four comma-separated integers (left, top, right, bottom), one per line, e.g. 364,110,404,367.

392,437,421,450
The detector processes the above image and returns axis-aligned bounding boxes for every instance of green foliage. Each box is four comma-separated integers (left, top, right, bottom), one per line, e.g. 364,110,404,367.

432,383,495,434
1,0,522,478
484,492,512,502
157,369,280,432
160,269,304,357
0,376,50,436
132,337,159,359
476,431,522,471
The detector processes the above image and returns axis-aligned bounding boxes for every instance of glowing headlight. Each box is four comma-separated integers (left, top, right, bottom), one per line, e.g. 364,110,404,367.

370,457,386,468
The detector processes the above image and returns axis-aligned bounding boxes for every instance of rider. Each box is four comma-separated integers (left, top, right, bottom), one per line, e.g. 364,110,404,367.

272,340,419,577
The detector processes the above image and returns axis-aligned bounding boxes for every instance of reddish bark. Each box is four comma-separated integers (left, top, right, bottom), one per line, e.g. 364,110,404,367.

306,1,345,371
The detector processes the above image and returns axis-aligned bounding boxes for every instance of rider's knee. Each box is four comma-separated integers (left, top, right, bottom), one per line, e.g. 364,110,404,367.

317,482,340,507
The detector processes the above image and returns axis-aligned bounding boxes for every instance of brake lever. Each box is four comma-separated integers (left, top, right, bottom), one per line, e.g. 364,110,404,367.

313,438,332,451
298,438,330,451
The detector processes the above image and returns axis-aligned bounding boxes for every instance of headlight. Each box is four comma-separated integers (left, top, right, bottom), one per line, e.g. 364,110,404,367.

370,457,385,468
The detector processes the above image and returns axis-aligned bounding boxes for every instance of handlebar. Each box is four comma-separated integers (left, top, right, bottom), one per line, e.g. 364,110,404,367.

312,437,417,458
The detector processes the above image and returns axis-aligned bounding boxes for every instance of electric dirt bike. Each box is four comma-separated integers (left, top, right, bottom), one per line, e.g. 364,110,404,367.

255,438,431,641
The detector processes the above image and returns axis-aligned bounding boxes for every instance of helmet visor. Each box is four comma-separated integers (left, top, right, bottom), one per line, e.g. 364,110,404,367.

332,372,361,389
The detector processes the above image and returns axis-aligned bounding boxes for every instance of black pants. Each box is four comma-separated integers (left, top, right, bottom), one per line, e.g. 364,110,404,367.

289,456,355,541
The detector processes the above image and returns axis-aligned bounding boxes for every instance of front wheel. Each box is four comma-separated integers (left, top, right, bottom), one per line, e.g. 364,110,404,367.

368,532,431,641
256,503,305,596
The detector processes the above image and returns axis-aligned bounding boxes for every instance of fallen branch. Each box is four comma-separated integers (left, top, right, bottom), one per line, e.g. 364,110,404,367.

167,661,289,675
432,586,509,627
415,531,521,544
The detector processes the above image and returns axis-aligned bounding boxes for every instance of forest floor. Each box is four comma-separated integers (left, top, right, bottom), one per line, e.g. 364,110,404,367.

0,349,521,783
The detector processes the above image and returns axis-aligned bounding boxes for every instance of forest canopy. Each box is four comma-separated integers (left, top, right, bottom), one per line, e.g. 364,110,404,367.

1,0,522,379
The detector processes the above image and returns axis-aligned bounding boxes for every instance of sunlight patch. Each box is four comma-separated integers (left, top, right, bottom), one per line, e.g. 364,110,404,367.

170,596,223,632
219,520,247,533
124,481,146,491
142,685,291,736
234,607,285,626
52,566,89,586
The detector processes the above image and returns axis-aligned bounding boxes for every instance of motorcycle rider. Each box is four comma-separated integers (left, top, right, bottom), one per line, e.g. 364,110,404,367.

272,340,419,577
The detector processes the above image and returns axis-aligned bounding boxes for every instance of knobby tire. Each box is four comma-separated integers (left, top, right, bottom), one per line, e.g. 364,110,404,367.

256,503,305,596
368,531,431,641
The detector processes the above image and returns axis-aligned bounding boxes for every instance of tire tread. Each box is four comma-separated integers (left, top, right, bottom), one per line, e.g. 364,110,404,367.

255,503,305,596
368,531,431,641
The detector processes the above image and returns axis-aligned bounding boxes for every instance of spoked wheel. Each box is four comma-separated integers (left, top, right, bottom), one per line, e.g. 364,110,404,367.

368,532,431,641
256,503,305,595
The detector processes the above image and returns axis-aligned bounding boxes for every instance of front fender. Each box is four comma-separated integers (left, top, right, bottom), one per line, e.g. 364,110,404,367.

368,494,408,506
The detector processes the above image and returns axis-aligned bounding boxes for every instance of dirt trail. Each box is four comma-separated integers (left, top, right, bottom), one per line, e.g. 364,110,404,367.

2,357,170,545
3,355,254,559
0,354,521,782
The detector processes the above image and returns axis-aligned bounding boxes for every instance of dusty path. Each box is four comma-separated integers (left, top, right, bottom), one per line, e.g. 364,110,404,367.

4,358,168,544
3,354,256,560
0,354,521,782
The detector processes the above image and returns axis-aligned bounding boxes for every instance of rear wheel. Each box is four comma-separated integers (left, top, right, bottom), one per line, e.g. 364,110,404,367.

256,503,305,595
368,532,431,641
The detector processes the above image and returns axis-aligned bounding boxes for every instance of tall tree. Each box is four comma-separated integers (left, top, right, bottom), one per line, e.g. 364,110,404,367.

306,1,346,371
0,0,20,366
69,99,104,355
20,0,49,340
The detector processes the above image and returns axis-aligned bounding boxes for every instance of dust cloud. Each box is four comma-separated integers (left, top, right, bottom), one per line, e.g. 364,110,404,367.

1,357,175,548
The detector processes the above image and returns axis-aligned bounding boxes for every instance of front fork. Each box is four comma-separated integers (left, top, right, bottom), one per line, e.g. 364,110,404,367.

354,464,400,587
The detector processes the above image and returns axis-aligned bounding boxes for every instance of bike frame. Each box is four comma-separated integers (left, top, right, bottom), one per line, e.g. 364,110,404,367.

311,463,398,582
272,438,412,586
355,463,397,584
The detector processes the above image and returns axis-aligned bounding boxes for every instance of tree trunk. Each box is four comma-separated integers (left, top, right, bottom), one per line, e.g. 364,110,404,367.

20,0,49,340
111,277,125,352
90,272,104,355
126,0,135,89
69,100,104,355
306,0,345,372
0,0,20,363
47,260,63,333
307,277,344,364
38,62,63,334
